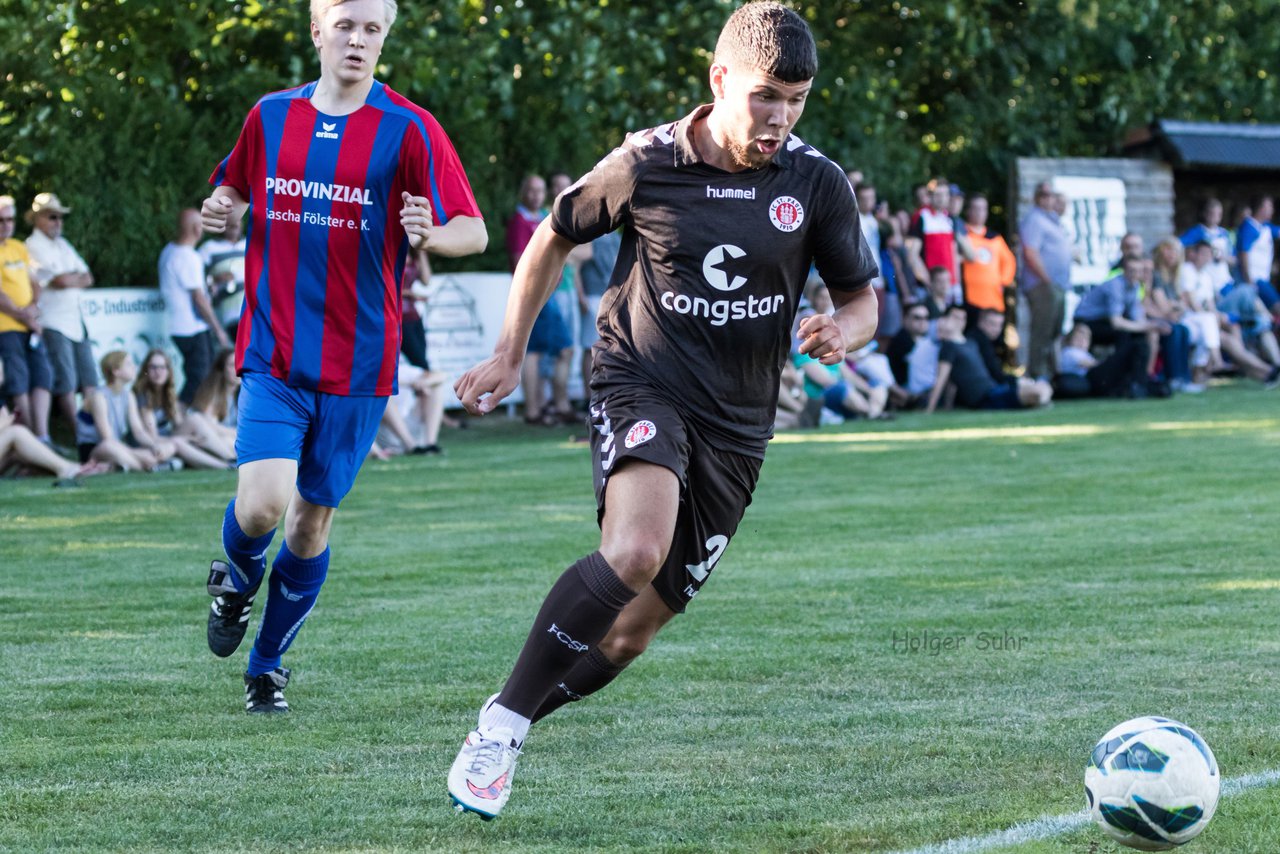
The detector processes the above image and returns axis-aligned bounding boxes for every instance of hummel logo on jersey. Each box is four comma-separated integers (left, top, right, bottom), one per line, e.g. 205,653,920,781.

315,122,340,140
264,177,372,205
707,186,756,200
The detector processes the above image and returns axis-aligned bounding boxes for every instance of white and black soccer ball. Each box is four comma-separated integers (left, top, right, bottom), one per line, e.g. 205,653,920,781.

1084,716,1220,851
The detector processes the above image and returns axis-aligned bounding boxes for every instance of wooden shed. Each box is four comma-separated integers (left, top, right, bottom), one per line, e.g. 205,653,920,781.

1123,119,1280,230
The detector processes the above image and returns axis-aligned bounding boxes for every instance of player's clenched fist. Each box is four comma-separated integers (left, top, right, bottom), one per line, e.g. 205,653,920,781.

201,195,234,233
400,192,434,250
796,312,848,365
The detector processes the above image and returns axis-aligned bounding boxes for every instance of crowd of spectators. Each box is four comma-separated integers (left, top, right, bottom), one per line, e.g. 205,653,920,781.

780,175,1280,429
4,173,1280,484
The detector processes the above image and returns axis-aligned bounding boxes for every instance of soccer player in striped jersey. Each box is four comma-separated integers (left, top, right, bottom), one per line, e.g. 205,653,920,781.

200,0,486,714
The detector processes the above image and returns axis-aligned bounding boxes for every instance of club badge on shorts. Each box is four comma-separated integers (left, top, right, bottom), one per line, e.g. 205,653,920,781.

769,196,804,233
624,420,658,449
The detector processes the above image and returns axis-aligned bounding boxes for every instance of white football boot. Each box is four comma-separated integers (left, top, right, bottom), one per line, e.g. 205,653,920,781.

447,726,520,820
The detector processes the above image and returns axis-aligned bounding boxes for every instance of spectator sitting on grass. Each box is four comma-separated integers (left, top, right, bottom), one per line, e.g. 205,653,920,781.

793,279,888,421
1181,241,1280,386
377,358,449,455
0,357,105,485
132,347,235,469
74,350,167,472
885,301,938,405
188,348,239,449
1073,254,1165,397
925,305,1051,414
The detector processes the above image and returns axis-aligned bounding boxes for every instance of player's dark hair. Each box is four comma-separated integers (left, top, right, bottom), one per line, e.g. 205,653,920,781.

714,2,817,83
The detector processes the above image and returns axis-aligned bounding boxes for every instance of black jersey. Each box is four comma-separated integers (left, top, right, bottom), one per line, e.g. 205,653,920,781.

552,104,878,458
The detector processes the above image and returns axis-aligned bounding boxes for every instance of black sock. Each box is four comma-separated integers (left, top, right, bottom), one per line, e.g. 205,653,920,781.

532,646,629,723
497,551,637,717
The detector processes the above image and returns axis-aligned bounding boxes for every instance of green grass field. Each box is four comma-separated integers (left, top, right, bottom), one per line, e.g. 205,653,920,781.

3,384,1278,853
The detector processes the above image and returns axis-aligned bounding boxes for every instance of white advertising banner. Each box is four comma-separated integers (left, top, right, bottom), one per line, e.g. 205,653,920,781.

78,275,584,409
1053,175,1128,288
80,288,179,368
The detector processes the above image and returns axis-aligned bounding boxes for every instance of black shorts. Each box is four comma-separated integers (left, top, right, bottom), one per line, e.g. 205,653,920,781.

589,386,762,613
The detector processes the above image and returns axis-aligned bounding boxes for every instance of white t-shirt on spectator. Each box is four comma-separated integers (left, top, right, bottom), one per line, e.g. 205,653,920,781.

159,242,209,337
26,230,91,341
1178,261,1223,310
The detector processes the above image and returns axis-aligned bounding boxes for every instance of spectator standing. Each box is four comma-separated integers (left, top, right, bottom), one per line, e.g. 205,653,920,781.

0,194,54,442
161,208,230,405
199,213,247,339
576,228,621,390
507,174,574,424
906,178,973,301
961,193,1017,321
25,192,99,434
1018,181,1074,379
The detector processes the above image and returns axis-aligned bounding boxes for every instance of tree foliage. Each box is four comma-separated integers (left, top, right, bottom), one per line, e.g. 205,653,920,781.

2,0,1278,284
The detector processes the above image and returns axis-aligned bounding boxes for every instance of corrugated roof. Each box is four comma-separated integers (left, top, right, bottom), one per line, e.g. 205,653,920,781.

1151,119,1280,169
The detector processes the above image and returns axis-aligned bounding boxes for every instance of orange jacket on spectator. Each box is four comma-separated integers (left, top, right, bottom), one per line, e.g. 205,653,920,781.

961,224,1016,311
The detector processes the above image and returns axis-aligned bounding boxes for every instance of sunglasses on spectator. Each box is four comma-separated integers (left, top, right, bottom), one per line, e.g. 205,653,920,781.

0,217,13,224
147,363,169,371
44,214,63,221
907,312,929,320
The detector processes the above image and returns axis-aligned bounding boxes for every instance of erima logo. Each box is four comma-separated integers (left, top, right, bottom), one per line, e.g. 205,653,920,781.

546,623,589,653
315,121,340,140
279,583,304,603
706,186,756,200
264,177,372,205
702,244,748,292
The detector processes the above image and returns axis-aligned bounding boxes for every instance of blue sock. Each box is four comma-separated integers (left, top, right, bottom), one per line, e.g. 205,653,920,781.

221,500,274,593
247,542,329,677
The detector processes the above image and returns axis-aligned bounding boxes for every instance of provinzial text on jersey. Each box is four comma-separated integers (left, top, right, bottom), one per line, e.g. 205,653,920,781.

264,177,373,205
660,291,787,326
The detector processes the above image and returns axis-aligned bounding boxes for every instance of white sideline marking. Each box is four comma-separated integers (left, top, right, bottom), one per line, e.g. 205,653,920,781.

891,769,1280,854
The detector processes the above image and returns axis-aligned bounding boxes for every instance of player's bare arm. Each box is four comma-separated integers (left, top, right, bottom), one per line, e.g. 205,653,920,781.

454,219,575,415
797,284,878,365
202,186,247,234
399,192,487,257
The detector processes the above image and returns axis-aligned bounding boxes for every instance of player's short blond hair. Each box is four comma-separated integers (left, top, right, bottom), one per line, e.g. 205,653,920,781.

0,195,14,212
310,0,398,29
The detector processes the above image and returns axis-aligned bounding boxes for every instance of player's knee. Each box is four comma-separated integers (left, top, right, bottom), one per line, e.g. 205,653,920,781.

603,541,667,589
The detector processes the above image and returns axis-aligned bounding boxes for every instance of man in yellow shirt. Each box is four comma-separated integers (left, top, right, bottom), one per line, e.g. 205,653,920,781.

0,195,53,442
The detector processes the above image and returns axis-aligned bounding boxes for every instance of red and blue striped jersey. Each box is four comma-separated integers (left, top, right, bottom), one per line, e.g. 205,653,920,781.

210,80,481,396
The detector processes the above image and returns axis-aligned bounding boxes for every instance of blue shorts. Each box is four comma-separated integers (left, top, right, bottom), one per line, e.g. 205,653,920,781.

527,299,573,356
236,371,387,508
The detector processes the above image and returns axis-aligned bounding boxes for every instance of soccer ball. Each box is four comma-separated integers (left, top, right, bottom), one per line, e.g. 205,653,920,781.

1084,716,1220,851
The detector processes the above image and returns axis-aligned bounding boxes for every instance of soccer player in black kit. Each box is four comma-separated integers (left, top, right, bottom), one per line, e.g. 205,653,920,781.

448,2,879,819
